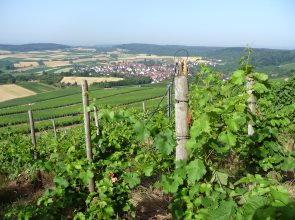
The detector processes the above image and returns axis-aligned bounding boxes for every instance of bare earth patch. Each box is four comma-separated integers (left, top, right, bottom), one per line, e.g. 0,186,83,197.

0,173,54,219
61,76,123,85
131,186,172,220
0,84,36,102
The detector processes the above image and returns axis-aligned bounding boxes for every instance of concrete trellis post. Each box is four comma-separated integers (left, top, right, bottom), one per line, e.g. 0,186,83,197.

93,106,100,136
167,83,172,119
175,60,189,161
246,76,256,136
52,119,57,139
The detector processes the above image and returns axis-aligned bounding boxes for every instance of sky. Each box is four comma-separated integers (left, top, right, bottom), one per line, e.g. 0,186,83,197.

0,0,294,49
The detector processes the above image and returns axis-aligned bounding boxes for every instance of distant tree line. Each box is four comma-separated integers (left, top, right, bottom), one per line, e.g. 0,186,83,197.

0,74,16,84
0,43,70,52
92,76,152,88
0,73,60,85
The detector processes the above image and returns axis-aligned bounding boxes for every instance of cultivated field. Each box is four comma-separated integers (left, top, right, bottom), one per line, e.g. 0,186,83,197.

14,61,39,68
60,76,123,85
0,84,36,102
72,47,97,52
43,60,70,67
72,58,99,63
0,50,11,54
54,67,73,73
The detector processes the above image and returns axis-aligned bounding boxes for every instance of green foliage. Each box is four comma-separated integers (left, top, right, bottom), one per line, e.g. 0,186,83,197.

0,108,173,219
0,61,294,219
272,75,295,109
160,64,295,219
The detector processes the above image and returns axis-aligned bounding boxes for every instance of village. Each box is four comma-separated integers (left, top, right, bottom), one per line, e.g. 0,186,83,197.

72,58,222,83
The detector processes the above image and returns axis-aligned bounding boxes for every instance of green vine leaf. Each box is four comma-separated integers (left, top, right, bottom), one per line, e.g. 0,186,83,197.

253,82,268,94
225,112,246,132
215,171,229,186
54,176,69,188
186,159,207,184
208,200,236,220
134,121,150,141
161,175,183,193
230,70,245,85
190,114,211,138
270,189,291,205
154,130,174,155
124,173,140,188
280,157,295,171
218,130,237,147
143,165,153,176
252,72,268,82
78,170,94,186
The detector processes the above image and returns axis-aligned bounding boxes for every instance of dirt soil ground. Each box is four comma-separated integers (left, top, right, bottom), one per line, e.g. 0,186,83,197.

0,173,53,219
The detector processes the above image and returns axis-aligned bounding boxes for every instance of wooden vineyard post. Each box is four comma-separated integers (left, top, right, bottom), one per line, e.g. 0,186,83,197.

167,83,172,119
93,106,100,136
52,119,57,139
246,76,256,136
142,101,146,115
82,80,95,192
28,109,42,188
175,60,189,161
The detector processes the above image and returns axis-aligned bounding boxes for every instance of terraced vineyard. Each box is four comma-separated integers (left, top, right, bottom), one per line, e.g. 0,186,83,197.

0,86,81,109
17,82,57,93
0,84,168,134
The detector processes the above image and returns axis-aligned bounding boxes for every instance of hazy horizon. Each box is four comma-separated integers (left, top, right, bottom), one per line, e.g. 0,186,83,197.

1,0,294,50
1,42,295,51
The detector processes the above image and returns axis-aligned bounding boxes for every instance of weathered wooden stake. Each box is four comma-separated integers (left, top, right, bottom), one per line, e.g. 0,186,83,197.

28,109,42,187
52,119,57,139
93,106,100,136
246,76,256,136
175,61,189,161
167,83,172,119
82,80,95,192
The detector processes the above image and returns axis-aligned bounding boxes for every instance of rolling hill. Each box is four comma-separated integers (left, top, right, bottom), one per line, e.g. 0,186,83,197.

115,43,295,67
